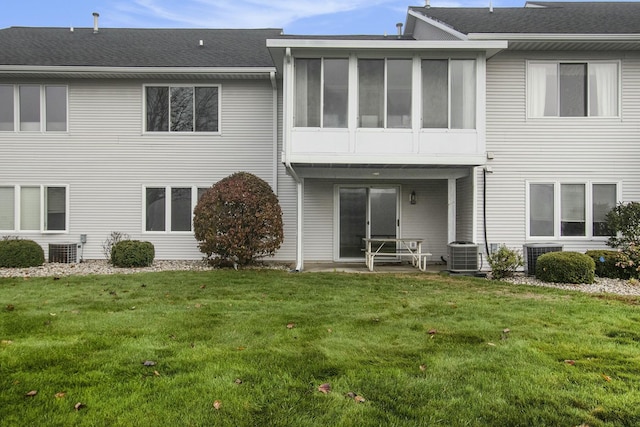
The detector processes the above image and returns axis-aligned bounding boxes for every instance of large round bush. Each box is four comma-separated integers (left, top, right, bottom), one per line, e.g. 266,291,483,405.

111,240,155,267
535,251,595,284
193,172,283,266
0,239,45,268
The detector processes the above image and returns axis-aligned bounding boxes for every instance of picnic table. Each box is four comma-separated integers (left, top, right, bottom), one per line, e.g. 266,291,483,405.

363,237,432,272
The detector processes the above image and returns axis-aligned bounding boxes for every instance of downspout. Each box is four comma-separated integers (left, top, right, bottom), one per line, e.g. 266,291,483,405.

283,47,304,272
270,71,278,195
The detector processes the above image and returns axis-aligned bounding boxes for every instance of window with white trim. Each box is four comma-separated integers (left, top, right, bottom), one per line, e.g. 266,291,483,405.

358,58,412,129
528,61,619,117
528,182,618,238
0,84,67,132
145,85,219,132
0,185,68,232
295,58,349,128
144,186,209,232
422,59,476,129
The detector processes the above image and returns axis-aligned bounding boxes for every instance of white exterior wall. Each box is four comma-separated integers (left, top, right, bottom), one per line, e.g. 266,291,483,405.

481,50,640,255
0,78,286,260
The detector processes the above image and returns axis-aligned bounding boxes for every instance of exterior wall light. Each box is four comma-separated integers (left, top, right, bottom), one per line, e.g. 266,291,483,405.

410,190,417,205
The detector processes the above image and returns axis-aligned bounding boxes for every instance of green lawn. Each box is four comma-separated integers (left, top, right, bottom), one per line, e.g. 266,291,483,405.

1,270,639,426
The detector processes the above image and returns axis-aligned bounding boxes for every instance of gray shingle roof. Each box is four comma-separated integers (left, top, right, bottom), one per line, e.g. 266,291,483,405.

0,27,282,67
411,2,640,35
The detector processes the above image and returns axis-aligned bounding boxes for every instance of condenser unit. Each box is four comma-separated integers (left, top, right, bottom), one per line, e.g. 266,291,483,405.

48,243,79,264
523,243,563,275
447,242,479,273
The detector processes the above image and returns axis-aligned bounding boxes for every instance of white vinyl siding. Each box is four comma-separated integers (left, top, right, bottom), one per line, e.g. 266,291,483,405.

0,78,277,260
481,52,638,255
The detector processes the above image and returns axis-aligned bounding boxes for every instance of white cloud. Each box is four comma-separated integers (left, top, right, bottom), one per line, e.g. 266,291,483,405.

114,0,396,28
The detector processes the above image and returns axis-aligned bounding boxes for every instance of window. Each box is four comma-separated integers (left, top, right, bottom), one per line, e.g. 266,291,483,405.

0,85,14,131
422,59,476,129
145,85,219,132
528,182,618,238
0,185,68,232
295,58,348,128
145,186,203,232
0,85,67,132
358,59,412,128
528,62,618,117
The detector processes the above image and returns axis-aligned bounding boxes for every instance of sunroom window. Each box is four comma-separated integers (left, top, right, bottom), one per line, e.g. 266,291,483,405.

145,85,219,132
528,62,618,117
295,58,348,128
422,59,476,129
358,59,412,129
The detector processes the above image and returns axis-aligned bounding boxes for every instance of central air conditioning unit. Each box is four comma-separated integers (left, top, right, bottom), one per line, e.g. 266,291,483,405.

523,243,563,275
447,242,479,273
48,243,79,264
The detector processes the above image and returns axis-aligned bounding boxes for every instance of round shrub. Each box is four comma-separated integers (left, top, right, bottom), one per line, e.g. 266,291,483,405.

535,251,595,284
0,239,45,268
194,172,283,267
585,250,630,279
110,240,155,268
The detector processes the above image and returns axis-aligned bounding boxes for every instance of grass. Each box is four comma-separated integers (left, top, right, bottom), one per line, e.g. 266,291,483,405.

1,270,640,426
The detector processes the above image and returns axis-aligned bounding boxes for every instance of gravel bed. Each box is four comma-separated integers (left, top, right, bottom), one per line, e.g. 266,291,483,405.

1,261,639,297
498,273,640,296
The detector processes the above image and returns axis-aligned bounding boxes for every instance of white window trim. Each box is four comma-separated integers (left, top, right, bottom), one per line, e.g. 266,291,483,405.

0,184,69,233
142,186,203,234
526,60,621,120
525,180,621,240
142,84,222,135
0,85,69,133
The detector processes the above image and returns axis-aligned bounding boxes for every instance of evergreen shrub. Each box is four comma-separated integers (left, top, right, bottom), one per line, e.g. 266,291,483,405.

111,240,155,267
0,238,45,268
535,251,595,284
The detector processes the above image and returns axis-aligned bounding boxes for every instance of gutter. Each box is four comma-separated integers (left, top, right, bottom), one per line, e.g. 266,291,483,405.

270,71,278,195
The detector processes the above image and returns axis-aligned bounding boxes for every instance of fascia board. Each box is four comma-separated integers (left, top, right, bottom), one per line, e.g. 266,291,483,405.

467,33,640,41
266,39,506,51
0,65,277,76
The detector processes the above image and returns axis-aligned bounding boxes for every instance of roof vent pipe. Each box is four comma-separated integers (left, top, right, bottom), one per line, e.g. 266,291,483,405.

425,0,430,8
93,12,100,33
396,22,403,38
489,0,493,13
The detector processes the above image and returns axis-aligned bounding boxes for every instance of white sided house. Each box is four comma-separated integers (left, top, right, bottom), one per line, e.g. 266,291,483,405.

1,2,639,270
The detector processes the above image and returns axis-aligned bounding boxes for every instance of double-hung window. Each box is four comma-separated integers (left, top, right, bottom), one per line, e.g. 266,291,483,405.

144,186,209,232
528,61,619,117
358,58,412,128
0,185,68,232
0,84,67,132
145,85,219,132
528,182,618,238
422,59,476,129
295,58,349,128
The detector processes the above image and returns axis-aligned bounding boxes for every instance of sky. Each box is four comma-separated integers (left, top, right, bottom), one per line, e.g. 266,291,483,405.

0,0,629,35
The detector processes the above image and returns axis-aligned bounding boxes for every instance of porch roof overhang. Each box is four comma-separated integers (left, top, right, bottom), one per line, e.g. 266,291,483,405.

288,164,472,180
267,38,508,73
0,65,277,80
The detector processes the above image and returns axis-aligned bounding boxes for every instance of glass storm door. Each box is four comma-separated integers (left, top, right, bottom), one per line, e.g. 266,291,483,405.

338,186,399,259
